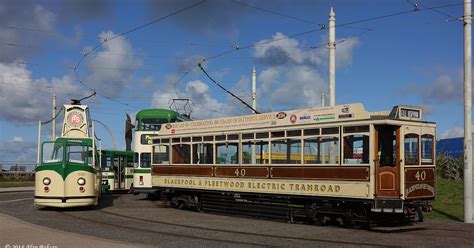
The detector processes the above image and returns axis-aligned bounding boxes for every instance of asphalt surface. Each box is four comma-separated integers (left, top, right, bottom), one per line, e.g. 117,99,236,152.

0,191,473,247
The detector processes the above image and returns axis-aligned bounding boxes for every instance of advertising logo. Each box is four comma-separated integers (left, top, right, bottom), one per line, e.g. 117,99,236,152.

290,114,297,124
276,112,287,119
66,111,83,127
165,124,172,129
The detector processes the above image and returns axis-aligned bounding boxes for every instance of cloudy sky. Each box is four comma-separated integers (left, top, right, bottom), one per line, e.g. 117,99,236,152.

0,0,469,168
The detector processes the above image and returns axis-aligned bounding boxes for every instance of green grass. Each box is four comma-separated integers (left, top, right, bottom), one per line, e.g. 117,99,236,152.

0,181,35,188
425,176,463,221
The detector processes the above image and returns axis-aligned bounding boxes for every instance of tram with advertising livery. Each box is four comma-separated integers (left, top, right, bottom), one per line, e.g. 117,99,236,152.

132,109,190,195
34,102,101,208
150,103,436,226
100,150,134,192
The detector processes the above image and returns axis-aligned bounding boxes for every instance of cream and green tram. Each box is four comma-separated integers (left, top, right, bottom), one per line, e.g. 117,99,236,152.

34,102,101,208
35,138,101,207
150,103,436,225
132,109,190,195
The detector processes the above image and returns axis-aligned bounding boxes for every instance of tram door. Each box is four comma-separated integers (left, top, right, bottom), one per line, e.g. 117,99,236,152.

374,125,400,198
114,156,125,189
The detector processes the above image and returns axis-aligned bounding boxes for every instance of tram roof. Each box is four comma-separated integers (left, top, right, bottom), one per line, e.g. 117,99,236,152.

156,103,434,136
135,109,178,120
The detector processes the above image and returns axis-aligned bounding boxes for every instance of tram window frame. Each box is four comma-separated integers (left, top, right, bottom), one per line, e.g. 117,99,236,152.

287,130,302,137
343,125,369,133
271,131,285,138
192,143,214,164
172,143,191,164
404,133,419,165
322,127,340,135
216,142,239,165
140,152,152,168
41,142,64,164
66,144,91,165
303,136,340,165
242,140,269,165
204,136,214,142
303,137,320,164
271,138,302,164
242,133,255,140
342,133,370,165
256,132,269,139
192,136,202,142
421,134,434,165
152,145,170,165
303,128,320,136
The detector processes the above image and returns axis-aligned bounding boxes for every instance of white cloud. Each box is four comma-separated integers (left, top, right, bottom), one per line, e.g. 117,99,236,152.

85,31,142,97
253,32,359,110
0,62,83,124
439,125,474,139
11,136,23,142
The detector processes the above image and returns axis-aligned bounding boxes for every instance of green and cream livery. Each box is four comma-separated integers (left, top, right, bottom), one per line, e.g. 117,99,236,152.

34,103,101,208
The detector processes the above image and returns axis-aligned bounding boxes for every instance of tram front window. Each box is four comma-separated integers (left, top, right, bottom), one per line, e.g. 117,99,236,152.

42,142,64,164
139,118,168,131
67,144,91,165
140,153,151,168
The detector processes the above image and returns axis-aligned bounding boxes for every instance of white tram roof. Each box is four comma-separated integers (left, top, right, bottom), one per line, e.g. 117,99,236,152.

157,103,431,136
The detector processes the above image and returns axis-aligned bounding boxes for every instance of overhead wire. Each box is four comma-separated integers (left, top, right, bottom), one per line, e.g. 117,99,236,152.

71,0,207,109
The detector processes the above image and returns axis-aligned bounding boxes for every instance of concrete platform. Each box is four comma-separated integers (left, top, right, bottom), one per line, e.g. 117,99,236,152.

0,213,145,248
0,187,34,193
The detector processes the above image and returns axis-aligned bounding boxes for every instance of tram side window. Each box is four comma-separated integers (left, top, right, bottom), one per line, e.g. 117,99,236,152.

272,139,301,164
193,143,214,164
304,137,342,165
153,145,170,165
172,144,191,164
343,135,369,164
303,138,319,164
242,140,269,164
404,134,419,165
134,152,139,167
42,142,63,163
140,153,151,168
67,145,90,164
216,143,239,164
421,135,434,165
319,137,340,164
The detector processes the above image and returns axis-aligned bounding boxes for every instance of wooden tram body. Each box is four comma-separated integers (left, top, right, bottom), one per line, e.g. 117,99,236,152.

149,103,435,225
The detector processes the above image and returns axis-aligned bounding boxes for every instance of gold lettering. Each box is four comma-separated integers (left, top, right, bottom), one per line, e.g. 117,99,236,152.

335,185,340,192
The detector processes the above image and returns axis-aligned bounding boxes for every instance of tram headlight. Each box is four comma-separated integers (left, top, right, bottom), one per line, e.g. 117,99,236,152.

77,177,86,186
42,177,51,185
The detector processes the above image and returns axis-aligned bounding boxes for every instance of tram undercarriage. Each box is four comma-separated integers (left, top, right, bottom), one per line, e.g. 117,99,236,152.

156,188,426,228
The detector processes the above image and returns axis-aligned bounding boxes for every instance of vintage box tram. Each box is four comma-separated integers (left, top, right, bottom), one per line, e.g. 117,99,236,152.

149,103,435,226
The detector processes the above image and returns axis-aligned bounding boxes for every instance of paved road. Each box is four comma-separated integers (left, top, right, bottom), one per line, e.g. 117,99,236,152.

0,191,473,247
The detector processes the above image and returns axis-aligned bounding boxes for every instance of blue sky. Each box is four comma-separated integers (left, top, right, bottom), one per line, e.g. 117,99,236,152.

0,0,469,168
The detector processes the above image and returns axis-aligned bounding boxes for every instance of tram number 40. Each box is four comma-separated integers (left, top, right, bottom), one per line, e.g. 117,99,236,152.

415,170,427,181
234,168,246,177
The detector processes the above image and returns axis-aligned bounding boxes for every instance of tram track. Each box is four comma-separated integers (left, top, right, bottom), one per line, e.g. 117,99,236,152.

58,210,276,247
92,208,401,247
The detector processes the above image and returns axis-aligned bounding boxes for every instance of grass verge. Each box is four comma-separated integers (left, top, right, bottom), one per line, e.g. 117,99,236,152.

425,176,463,221
0,181,35,188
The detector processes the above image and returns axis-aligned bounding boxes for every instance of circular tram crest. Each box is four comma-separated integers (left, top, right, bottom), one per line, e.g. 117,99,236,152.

67,111,84,127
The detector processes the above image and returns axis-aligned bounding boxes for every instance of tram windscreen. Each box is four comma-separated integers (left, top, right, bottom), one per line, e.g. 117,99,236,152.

42,142,64,164
67,145,92,165
138,118,169,131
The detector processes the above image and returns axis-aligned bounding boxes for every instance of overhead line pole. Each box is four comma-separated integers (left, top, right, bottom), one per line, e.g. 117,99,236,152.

463,0,473,224
329,7,336,107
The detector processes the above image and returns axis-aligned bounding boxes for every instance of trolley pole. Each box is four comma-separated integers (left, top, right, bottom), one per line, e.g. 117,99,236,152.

329,7,336,107
52,94,56,140
321,92,326,107
251,67,257,164
463,0,473,223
